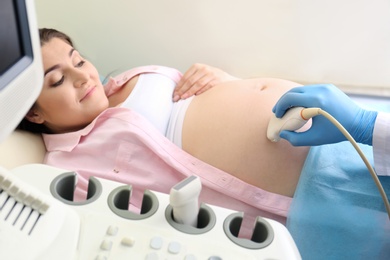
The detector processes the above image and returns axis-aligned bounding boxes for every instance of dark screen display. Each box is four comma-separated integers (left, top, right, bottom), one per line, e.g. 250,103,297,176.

0,0,23,75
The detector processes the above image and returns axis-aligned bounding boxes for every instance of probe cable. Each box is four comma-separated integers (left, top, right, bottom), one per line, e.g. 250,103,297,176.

301,107,390,220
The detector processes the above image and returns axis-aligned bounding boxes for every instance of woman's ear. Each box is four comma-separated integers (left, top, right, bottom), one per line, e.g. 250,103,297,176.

25,108,45,124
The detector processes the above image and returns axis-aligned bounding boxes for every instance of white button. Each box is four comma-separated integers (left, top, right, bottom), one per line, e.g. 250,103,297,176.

24,194,35,206
38,203,50,214
106,225,118,236
184,255,197,260
145,252,159,260
1,179,11,189
100,240,113,251
15,190,27,202
208,257,223,260
95,255,107,260
31,199,43,210
150,236,163,250
168,241,181,254
121,237,135,247
8,185,19,196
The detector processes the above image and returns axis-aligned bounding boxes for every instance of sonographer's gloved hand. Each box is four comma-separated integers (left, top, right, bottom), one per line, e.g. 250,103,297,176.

272,84,378,146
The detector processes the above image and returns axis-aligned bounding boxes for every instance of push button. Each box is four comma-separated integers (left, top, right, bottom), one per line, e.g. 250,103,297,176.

100,239,113,251
150,236,163,250
168,241,181,254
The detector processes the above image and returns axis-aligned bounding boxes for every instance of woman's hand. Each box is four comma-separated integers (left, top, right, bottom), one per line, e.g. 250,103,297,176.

173,63,238,102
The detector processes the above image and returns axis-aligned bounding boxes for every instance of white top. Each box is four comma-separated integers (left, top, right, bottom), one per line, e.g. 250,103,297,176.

120,72,193,148
121,73,176,135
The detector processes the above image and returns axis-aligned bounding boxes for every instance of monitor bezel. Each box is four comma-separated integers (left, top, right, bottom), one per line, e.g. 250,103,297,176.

0,0,43,143
0,0,34,91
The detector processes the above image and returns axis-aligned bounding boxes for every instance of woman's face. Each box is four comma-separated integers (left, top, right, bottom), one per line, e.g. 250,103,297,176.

28,38,109,133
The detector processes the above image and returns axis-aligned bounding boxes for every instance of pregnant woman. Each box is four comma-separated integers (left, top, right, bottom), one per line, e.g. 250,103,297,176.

19,28,310,232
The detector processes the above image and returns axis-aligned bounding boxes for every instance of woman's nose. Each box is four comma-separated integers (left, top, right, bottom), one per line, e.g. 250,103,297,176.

74,70,89,88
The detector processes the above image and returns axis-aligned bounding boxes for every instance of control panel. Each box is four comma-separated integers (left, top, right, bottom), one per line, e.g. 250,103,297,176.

1,164,301,259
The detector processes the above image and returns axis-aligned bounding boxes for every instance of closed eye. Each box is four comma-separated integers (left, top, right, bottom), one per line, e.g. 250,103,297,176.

76,60,86,67
51,61,85,87
51,76,64,87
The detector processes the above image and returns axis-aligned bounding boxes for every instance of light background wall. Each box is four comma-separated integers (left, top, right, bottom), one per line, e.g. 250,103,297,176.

35,0,390,95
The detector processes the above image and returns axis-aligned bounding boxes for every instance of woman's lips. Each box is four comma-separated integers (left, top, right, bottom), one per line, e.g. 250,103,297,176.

80,86,96,102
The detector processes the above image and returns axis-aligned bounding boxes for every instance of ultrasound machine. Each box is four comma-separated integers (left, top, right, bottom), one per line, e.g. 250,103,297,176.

0,1,301,259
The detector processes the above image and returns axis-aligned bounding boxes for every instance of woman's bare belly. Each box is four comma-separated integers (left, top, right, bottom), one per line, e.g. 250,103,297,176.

182,78,310,197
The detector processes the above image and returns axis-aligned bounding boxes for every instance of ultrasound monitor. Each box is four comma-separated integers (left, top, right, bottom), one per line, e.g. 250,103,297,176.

0,0,43,142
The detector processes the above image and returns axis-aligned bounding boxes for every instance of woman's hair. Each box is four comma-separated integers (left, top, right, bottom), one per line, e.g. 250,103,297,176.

17,28,74,134
39,28,74,47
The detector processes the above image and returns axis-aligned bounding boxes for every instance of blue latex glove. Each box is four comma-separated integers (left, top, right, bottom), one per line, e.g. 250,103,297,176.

272,84,378,146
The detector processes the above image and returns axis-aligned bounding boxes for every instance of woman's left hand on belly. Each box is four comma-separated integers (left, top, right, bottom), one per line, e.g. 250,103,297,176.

173,63,239,102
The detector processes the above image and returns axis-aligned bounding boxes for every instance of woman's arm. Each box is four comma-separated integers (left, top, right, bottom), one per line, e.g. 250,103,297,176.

173,63,239,102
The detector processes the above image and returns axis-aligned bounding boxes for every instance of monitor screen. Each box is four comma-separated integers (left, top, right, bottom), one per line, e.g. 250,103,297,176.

0,0,24,82
0,0,43,142
0,0,24,84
